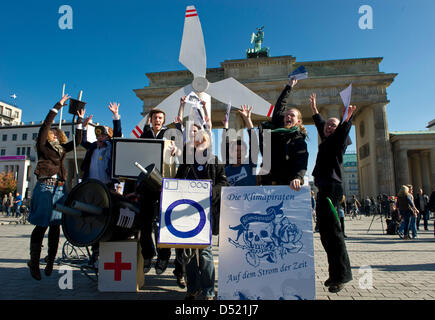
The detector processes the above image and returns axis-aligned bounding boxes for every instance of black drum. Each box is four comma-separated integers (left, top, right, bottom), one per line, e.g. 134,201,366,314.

61,179,140,247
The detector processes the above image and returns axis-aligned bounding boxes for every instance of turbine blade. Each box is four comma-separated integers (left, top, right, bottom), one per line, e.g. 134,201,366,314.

179,5,206,78
206,78,273,117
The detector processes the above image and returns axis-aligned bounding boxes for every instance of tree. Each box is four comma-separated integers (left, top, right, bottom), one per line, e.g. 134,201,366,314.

0,172,17,195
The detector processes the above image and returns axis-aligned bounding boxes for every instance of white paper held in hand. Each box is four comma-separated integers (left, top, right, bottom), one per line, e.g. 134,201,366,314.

288,65,308,81
340,83,352,123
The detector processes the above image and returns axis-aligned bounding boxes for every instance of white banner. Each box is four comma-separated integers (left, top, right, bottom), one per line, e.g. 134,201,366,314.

158,178,212,248
218,185,315,300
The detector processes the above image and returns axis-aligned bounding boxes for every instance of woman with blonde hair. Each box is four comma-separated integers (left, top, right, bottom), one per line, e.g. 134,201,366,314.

174,117,229,300
27,94,84,280
258,78,308,190
397,185,419,240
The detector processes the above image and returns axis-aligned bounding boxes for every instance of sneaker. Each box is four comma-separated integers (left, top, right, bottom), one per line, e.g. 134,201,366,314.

398,232,404,239
176,275,186,289
155,259,169,275
143,259,152,274
204,295,215,300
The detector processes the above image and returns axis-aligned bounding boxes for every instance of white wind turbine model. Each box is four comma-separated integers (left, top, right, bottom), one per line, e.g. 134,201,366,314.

133,5,273,135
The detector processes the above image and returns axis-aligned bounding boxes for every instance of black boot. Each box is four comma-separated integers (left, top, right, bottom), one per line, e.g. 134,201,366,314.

45,227,60,276
28,243,42,280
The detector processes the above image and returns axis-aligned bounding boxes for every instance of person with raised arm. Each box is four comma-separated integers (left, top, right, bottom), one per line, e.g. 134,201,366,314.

80,102,122,188
27,94,84,280
80,102,122,266
310,92,356,293
258,78,308,191
174,116,229,300
221,105,259,186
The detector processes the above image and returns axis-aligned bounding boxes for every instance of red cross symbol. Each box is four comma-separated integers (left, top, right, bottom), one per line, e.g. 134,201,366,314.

104,251,132,281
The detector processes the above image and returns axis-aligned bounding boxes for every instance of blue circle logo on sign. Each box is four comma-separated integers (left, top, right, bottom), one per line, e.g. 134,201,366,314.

164,199,206,238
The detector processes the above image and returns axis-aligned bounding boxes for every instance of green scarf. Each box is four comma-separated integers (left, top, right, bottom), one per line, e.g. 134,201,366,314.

271,125,301,134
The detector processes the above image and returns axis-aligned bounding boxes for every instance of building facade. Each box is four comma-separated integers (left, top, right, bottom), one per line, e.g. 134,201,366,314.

390,125,435,195
0,101,22,126
0,120,99,199
134,55,398,197
342,152,360,200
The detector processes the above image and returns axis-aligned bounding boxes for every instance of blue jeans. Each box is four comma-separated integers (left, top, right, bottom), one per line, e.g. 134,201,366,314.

186,245,215,298
399,210,412,237
410,215,417,238
14,205,21,217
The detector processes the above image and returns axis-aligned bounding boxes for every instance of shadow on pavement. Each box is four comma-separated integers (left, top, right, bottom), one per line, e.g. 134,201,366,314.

371,263,435,272
0,265,188,300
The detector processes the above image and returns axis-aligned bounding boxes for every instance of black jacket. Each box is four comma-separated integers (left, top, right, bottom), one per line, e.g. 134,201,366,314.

428,191,435,212
414,193,429,212
140,124,167,139
175,154,229,235
312,113,352,185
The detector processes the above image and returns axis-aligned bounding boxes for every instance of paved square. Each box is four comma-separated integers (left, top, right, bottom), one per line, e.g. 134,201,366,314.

0,214,434,300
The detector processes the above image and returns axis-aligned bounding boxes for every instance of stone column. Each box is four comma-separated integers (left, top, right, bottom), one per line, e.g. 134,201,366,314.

371,103,395,195
420,151,431,194
409,152,422,190
430,148,435,191
395,148,410,191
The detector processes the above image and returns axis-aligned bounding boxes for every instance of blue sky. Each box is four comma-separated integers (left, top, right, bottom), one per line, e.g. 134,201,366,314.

1,0,434,175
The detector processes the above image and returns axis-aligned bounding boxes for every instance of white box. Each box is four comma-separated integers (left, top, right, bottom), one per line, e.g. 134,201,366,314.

98,240,144,292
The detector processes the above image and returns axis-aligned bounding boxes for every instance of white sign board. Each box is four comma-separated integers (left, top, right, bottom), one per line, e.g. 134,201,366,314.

158,178,212,248
112,138,164,179
218,185,315,300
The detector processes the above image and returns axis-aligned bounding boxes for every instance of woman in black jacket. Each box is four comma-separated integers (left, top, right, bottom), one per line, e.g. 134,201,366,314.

175,123,229,300
259,78,308,190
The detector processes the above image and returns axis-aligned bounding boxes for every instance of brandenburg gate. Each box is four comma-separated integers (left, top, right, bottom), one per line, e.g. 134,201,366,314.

133,55,399,196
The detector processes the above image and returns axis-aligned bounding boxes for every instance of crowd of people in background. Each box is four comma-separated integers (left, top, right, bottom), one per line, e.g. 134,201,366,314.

321,187,435,240
1,191,28,218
